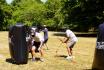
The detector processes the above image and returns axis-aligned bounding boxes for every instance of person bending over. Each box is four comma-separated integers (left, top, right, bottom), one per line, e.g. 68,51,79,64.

61,28,78,60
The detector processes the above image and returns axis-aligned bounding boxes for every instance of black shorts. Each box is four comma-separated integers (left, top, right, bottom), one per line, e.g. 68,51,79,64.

44,39,48,43
33,41,40,52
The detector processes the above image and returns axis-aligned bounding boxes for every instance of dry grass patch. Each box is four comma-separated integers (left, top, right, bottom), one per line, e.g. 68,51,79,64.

0,31,96,70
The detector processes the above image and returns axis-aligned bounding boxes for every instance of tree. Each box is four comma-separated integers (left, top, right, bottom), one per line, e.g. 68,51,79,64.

62,0,104,32
43,0,64,30
0,0,12,30
11,0,46,26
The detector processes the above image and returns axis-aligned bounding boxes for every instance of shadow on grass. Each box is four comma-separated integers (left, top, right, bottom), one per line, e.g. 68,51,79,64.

55,55,67,58
6,58,18,65
6,58,28,65
28,57,41,62
83,69,99,70
6,57,41,64
83,69,92,70
52,32,97,37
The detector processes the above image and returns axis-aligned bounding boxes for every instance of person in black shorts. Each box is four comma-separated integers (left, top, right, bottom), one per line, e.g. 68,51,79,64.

42,25,49,50
30,27,45,62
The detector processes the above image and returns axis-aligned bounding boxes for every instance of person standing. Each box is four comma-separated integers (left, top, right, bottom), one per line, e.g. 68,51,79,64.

42,25,49,50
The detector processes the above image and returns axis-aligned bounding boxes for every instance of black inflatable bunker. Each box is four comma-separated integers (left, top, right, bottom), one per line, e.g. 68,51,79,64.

8,23,29,64
92,23,104,70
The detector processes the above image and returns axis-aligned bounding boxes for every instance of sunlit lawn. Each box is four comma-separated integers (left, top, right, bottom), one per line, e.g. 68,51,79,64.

0,31,96,70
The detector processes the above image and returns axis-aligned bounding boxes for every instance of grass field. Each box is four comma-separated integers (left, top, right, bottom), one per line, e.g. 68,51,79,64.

0,31,96,70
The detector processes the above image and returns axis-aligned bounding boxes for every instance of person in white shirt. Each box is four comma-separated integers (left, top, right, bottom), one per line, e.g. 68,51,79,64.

42,25,49,50
60,29,78,60
31,27,44,62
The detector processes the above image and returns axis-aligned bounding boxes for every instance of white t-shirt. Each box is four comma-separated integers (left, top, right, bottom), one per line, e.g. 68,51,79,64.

33,32,44,42
43,28,48,40
65,29,78,42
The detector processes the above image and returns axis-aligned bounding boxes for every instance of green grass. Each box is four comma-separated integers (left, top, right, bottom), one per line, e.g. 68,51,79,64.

0,31,96,70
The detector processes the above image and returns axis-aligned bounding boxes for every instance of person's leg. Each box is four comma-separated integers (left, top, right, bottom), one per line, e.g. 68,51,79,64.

70,48,73,55
36,42,45,62
43,39,48,50
67,47,72,56
45,43,48,50
39,47,45,62
40,47,44,57
66,41,76,60
31,41,40,61
28,39,32,55
31,46,36,61
38,44,44,62
66,47,73,60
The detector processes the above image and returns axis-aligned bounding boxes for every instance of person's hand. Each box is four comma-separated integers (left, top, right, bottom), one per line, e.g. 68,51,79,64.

63,37,69,43
58,38,63,43
38,47,41,51
63,41,66,43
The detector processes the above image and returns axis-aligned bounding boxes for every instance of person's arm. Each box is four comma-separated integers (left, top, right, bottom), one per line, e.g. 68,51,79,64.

38,34,44,50
40,41,43,48
58,37,69,43
62,37,69,43
63,30,70,43
38,41,43,51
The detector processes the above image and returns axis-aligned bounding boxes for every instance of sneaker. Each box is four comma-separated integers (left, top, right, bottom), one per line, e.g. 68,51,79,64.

40,58,44,62
72,56,75,59
32,57,35,61
66,56,72,60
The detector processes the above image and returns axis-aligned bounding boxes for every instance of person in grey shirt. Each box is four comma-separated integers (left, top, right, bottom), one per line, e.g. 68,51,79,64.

60,29,78,60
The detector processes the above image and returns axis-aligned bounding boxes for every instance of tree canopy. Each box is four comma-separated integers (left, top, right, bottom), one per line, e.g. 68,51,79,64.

0,0,104,31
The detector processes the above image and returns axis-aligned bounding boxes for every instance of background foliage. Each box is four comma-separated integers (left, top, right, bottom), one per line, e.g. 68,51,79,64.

0,0,104,31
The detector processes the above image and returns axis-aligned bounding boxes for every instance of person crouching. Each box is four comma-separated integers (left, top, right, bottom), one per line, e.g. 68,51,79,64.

31,28,44,62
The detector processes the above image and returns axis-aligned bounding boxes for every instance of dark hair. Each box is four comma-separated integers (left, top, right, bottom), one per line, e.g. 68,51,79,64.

37,25,42,30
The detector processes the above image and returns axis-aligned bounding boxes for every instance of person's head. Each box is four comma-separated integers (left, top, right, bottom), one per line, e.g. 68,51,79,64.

31,27,36,32
43,25,46,27
62,26,69,32
16,22,23,25
36,25,42,31
42,25,47,30
31,27,36,37
35,28,40,32
31,27,40,37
